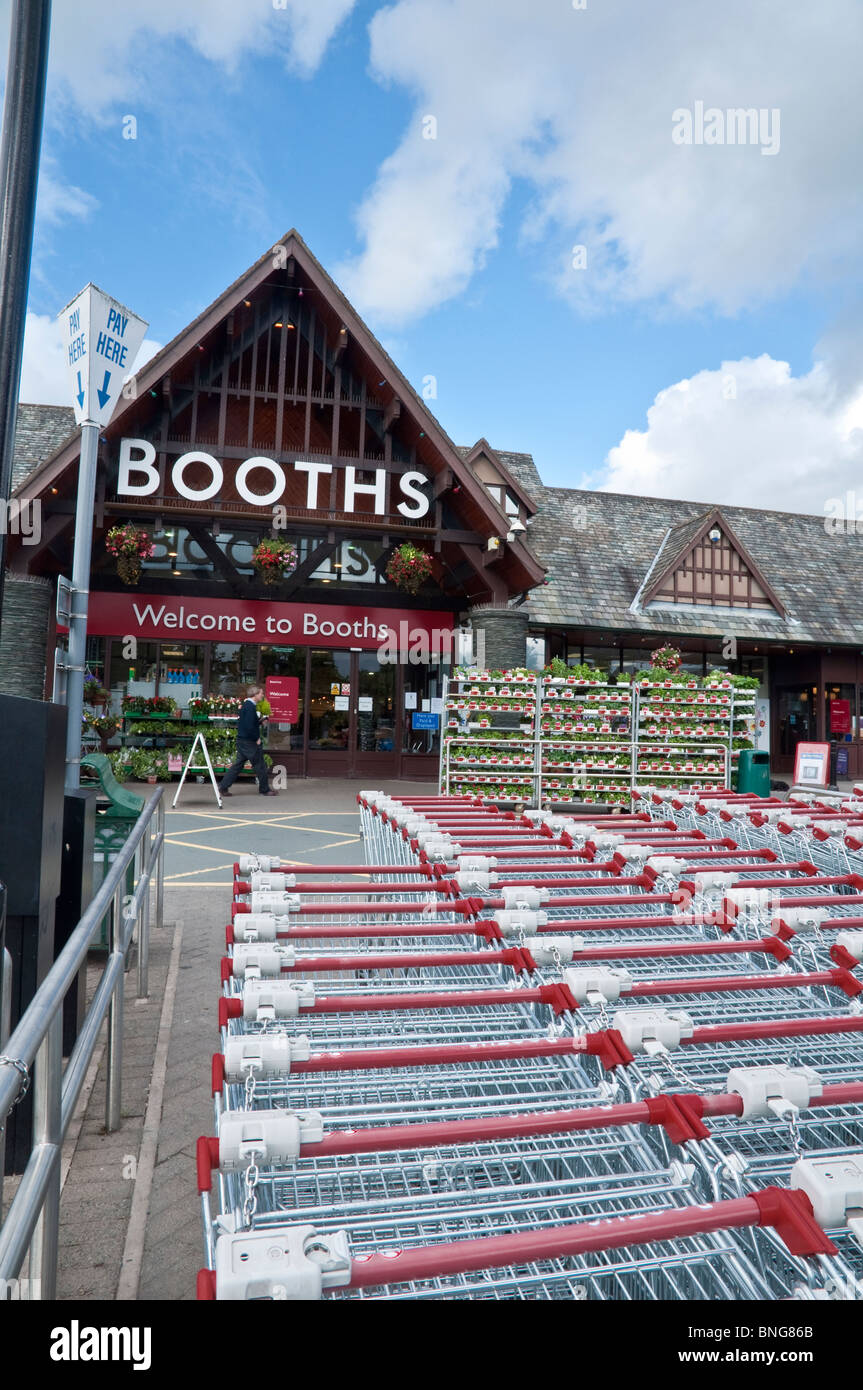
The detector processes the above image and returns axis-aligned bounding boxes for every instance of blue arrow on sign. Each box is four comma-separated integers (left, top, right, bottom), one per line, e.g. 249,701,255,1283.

96,369,112,409
75,371,85,409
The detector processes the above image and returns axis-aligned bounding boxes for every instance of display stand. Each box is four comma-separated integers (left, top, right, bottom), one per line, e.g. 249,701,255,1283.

171,730,222,808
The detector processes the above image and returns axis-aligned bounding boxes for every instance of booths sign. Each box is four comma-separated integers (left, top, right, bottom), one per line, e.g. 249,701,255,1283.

87,592,453,651
115,439,431,518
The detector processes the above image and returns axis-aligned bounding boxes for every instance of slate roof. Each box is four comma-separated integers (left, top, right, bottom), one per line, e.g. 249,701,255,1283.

12,404,76,490
522,482,859,644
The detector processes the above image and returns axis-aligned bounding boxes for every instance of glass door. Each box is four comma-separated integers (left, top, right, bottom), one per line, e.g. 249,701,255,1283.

259,644,306,773
355,651,396,769
775,685,816,770
306,648,353,774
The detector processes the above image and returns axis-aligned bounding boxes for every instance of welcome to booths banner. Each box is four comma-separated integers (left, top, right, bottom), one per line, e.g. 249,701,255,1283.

86,592,455,652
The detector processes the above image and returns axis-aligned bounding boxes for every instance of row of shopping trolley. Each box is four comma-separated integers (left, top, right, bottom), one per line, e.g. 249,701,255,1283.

196,786,863,1299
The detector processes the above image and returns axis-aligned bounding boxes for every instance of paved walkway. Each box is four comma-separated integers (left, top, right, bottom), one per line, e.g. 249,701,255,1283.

54,778,431,1301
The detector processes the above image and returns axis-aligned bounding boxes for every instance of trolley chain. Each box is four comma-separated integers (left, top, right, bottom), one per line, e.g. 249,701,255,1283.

0,1056,30,1134
242,1157,262,1229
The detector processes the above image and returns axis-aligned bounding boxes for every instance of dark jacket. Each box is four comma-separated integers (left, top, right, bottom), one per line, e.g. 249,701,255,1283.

236,698,261,742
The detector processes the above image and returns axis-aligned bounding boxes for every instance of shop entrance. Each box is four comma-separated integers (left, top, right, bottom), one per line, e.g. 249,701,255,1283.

305,648,396,778
774,685,817,772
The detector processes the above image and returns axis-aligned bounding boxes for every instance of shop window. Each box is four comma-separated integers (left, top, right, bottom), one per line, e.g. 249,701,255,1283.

85,636,106,687
583,645,620,674
525,635,546,671
212,643,260,696
676,652,705,675
158,643,205,707
110,641,160,704
826,683,856,742
357,651,396,753
403,662,446,755
260,646,306,751
310,540,385,586
622,648,648,673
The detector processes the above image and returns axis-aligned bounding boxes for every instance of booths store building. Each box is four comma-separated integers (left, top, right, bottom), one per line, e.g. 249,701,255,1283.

2,232,543,781
7,229,862,784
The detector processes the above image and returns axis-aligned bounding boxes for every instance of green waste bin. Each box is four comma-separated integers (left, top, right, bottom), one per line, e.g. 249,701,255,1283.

92,817,137,951
737,749,771,796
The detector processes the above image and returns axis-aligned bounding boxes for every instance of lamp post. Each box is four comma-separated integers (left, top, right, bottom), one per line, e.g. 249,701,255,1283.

0,0,52,628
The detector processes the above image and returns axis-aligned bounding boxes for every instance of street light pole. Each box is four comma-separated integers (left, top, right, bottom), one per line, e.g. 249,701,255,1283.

0,0,52,628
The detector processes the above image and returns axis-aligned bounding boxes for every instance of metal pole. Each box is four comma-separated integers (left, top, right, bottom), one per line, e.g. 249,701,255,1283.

64,420,99,790
105,883,124,1132
155,796,165,928
136,835,150,999
0,0,52,624
28,1009,62,1299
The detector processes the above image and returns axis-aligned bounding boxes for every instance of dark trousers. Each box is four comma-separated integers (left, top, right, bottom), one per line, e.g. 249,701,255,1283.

219,737,269,793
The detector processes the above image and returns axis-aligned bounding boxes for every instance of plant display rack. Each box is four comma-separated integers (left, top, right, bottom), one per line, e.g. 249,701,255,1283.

634,676,755,791
110,697,271,783
441,667,758,807
539,673,633,807
443,669,540,802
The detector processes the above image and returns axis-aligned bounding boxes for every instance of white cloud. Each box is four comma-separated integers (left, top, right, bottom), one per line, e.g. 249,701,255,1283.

19,312,162,406
280,0,357,73
338,0,863,324
36,169,98,226
594,353,863,515
0,0,356,118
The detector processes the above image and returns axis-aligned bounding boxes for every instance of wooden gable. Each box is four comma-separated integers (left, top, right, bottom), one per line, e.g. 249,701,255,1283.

642,508,786,615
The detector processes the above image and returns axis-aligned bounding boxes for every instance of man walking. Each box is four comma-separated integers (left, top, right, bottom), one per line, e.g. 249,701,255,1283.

218,684,277,797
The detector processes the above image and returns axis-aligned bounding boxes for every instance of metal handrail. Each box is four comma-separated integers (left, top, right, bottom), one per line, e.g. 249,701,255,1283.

0,789,165,1297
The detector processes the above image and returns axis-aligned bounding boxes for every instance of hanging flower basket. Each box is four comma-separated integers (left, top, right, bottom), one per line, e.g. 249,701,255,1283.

106,524,154,586
385,542,433,595
252,537,298,586
650,644,682,673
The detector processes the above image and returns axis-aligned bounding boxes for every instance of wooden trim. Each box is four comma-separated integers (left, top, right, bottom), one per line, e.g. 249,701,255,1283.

642,507,787,616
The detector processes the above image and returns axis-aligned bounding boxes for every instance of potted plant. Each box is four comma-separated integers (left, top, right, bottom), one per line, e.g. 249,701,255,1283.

386,542,434,595
106,523,154,585
252,537,298,586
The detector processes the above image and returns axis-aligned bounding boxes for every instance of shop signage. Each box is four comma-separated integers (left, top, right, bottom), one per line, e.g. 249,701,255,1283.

265,676,299,722
754,697,770,753
61,288,148,427
830,698,851,734
793,741,830,786
115,438,431,518
86,591,454,652
412,711,439,730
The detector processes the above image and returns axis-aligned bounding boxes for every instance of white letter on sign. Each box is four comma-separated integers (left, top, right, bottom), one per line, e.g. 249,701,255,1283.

397,471,430,519
118,438,159,496
235,457,285,506
172,451,223,501
294,461,332,508
344,466,386,515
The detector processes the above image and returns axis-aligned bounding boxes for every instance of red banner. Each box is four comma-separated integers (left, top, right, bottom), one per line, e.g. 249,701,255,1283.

830,699,851,734
265,676,300,722
86,591,454,652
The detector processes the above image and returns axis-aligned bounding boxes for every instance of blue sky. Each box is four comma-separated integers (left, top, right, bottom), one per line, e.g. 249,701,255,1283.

11,0,863,513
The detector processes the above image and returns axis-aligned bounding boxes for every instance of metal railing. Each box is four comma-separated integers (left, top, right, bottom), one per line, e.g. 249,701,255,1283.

0,789,165,1298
